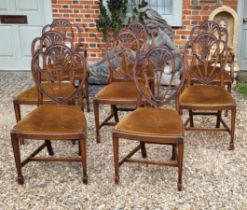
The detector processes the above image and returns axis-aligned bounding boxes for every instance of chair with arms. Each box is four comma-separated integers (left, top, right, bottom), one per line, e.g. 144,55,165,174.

10,44,88,185
93,30,143,143
43,19,90,112
178,33,236,150
112,46,186,191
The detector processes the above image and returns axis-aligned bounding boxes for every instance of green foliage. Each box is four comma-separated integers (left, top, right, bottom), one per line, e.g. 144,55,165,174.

236,82,247,98
96,0,111,41
96,0,128,41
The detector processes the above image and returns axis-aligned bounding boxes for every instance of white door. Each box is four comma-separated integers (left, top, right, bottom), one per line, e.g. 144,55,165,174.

0,0,52,70
238,0,247,70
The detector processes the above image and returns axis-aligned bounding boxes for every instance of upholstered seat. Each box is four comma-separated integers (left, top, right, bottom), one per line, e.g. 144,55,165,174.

14,83,74,104
179,85,235,109
12,104,86,139
95,81,138,103
115,107,183,137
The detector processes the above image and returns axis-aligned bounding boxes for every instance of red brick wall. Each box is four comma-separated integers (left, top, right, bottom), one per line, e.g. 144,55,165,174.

175,0,238,48
51,0,238,62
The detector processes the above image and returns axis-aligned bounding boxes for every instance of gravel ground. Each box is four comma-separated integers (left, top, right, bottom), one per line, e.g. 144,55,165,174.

0,72,247,210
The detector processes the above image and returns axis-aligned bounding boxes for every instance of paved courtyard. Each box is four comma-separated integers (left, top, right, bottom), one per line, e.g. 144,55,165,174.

0,71,247,209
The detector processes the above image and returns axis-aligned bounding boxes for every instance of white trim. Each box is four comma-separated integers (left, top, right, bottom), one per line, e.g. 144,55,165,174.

1,67,31,71
159,0,183,26
237,0,244,61
43,0,53,24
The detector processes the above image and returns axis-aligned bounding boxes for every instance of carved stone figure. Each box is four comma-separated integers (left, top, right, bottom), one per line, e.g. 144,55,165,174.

88,0,181,85
128,0,174,40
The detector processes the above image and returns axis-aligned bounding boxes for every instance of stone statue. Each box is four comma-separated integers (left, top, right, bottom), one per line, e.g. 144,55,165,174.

128,0,174,40
88,0,181,85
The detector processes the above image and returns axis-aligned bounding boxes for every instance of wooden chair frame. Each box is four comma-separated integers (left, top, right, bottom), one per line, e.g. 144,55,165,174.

189,20,234,96
93,30,142,143
112,46,186,191
178,33,236,150
11,44,88,185
43,18,90,112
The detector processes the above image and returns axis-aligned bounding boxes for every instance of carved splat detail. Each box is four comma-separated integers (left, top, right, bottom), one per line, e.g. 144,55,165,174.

134,46,184,107
32,44,87,104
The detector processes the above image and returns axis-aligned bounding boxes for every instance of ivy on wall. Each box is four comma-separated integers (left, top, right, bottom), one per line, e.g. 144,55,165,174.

96,0,128,41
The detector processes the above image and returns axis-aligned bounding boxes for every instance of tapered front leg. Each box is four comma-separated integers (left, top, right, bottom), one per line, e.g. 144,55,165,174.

11,134,24,185
80,139,88,184
13,101,24,145
112,134,119,184
84,79,90,112
229,108,236,150
177,140,184,191
93,100,100,143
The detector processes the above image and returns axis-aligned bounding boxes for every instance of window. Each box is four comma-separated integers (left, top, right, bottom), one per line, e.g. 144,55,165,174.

128,0,182,26
103,0,183,26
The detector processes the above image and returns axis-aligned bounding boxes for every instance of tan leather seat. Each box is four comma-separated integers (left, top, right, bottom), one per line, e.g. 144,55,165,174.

95,81,138,102
115,107,183,137
14,83,74,104
179,85,235,108
12,104,86,139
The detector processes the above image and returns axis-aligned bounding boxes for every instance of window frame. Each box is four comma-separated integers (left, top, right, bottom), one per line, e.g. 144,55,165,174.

148,0,183,26
103,0,183,27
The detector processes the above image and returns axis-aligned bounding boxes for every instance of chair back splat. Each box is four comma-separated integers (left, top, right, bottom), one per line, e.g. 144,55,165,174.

106,30,140,83
31,31,64,56
134,46,185,107
31,44,87,106
185,33,228,87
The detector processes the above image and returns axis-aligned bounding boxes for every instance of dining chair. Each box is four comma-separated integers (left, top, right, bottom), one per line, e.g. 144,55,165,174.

178,33,236,150
112,46,186,191
10,44,88,185
189,21,234,94
13,31,66,144
93,30,143,143
43,19,90,112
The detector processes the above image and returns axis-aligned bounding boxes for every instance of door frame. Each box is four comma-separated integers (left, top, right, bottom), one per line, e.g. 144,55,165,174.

0,0,52,71
237,0,246,71
43,0,53,24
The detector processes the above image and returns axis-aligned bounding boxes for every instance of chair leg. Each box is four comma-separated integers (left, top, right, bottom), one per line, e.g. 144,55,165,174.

78,140,81,156
216,111,222,128
225,84,232,117
84,79,90,112
80,139,88,184
45,140,54,156
229,108,236,150
189,110,194,127
171,144,177,161
177,141,183,191
11,134,24,185
13,101,24,145
113,135,119,184
140,142,147,158
93,100,100,143
111,105,119,123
